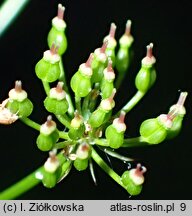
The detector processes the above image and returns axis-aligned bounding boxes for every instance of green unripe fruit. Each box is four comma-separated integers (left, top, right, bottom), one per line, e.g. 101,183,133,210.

126,181,143,196
91,42,108,84
44,82,68,114
7,81,33,117
71,71,92,97
135,43,156,93
89,90,115,128
48,27,67,56
121,170,131,186
101,80,114,99
166,92,187,139
116,20,134,73
47,4,67,55
74,158,88,171
116,48,130,73
71,54,93,97
37,116,59,151
105,125,124,149
103,23,117,67
122,163,146,196
68,124,85,140
42,169,57,188
89,108,109,128
44,97,68,115
7,98,33,118
140,118,167,144
91,60,105,83
36,130,59,151
166,115,183,139
101,60,115,99
105,48,115,66
35,45,61,83
35,58,60,83
105,111,126,148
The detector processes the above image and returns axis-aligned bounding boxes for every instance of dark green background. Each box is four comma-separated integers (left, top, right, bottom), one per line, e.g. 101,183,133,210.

0,0,191,199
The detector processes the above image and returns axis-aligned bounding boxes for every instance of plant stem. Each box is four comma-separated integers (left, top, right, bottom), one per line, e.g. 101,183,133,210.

94,138,109,147
42,81,50,95
0,168,42,200
82,93,91,120
0,0,30,37
55,140,75,149
58,131,69,140
56,114,71,129
91,148,126,189
114,90,145,117
102,147,134,161
89,158,97,185
59,59,74,116
122,136,148,147
75,96,82,114
20,117,40,130
121,91,145,113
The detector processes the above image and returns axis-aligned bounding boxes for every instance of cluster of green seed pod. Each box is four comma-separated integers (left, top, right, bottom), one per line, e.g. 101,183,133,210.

121,164,146,196
6,81,33,117
1,2,187,198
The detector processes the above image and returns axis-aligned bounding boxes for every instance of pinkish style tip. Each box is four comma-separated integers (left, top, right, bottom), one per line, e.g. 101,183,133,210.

56,82,64,92
85,53,94,67
118,111,126,123
125,20,132,36
57,4,65,20
135,163,147,175
100,40,108,53
109,23,117,38
177,92,188,107
50,43,59,54
15,80,22,92
146,43,153,58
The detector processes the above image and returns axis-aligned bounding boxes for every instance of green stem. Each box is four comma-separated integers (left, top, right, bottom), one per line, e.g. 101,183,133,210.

0,168,42,200
20,117,40,130
75,96,82,114
59,59,74,117
91,148,126,189
56,114,71,129
55,140,75,149
42,81,50,95
121,91,145,113
89,158,97,185
122,136,148,147
102,147,134,161
94,138,109,147
0,0,30,37
58,131,69,140
82,93,91,120
114,91,145,117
